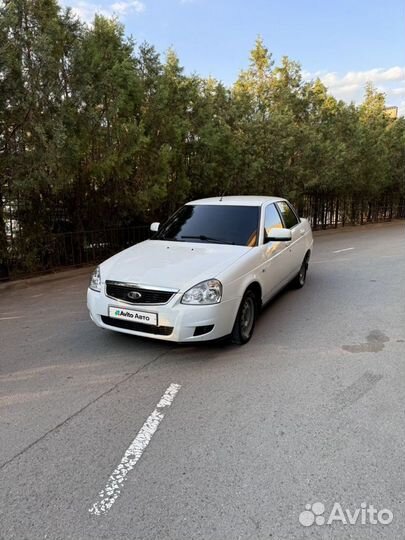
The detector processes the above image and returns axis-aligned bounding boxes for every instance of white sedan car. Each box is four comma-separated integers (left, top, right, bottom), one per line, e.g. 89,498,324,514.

87,196,313,344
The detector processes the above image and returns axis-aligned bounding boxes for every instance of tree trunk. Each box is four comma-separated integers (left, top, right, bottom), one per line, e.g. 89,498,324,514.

334,199,339,228
0,186,9,279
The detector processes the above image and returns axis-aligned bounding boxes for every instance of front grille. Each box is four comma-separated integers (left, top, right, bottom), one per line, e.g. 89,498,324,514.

106,281,175,305
101,316,173,336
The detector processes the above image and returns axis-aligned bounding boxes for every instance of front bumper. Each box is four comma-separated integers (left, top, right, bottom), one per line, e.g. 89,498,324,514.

87,287,241,342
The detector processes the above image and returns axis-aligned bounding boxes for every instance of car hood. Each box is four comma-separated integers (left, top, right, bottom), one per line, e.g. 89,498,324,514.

100,240,250,291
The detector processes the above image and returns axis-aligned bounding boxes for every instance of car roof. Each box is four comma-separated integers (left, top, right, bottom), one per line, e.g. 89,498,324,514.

186,195,285,207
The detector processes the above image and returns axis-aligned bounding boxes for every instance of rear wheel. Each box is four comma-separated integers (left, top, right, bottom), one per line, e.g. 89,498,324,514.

231,289,258,345
291,253,309,289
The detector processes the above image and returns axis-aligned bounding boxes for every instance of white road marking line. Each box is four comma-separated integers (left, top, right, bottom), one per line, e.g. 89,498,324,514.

312,257,351,264
333,247,355,254
89,382,181,516
0,316,23,321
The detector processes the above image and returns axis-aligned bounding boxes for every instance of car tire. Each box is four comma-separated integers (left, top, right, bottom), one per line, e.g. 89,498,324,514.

231,289,258,345
291,253,309,289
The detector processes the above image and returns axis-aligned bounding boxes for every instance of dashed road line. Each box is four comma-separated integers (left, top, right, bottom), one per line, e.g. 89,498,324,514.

333,247,355,254
89,382,181,516
312,258,350,264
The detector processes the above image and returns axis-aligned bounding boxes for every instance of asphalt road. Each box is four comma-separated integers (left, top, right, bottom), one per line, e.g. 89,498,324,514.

1,222,404,540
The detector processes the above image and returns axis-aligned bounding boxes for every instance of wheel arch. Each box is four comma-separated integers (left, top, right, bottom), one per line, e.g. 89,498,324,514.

245,280,262,309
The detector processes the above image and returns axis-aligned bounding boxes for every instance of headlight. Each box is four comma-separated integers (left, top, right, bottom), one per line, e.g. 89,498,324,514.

89,266,101,292
181,279,222,305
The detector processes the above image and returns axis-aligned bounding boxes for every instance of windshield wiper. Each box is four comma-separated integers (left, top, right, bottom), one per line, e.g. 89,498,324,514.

157,237,182,242
181,235,235,245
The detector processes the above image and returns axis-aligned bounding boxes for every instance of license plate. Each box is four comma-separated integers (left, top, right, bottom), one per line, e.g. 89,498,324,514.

109,306,158,326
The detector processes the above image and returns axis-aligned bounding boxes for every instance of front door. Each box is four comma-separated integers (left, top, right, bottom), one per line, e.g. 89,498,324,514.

276,200,306,276
260,203,292,302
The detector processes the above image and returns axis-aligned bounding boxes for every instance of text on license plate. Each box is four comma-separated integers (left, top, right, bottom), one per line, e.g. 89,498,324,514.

109,306,158,326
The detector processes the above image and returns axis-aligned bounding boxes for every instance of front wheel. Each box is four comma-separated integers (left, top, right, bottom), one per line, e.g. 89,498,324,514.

231,289,258,345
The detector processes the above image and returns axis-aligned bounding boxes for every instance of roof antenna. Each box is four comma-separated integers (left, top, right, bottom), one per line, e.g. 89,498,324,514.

219,191,226,201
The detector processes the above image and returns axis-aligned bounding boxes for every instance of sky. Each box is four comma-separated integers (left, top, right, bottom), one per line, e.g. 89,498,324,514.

61,0,405,114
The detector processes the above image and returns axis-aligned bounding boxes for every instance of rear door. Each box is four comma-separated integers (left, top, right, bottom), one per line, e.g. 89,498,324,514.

276,200,306,277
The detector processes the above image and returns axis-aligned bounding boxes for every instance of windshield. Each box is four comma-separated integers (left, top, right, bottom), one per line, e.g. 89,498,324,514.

154,205,259,246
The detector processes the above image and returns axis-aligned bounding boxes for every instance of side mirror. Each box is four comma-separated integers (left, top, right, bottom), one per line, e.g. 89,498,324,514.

264,227,292,243
150,222,160,232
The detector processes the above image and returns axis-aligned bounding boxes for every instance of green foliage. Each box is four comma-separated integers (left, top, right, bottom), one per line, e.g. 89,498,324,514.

1,3,404,273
